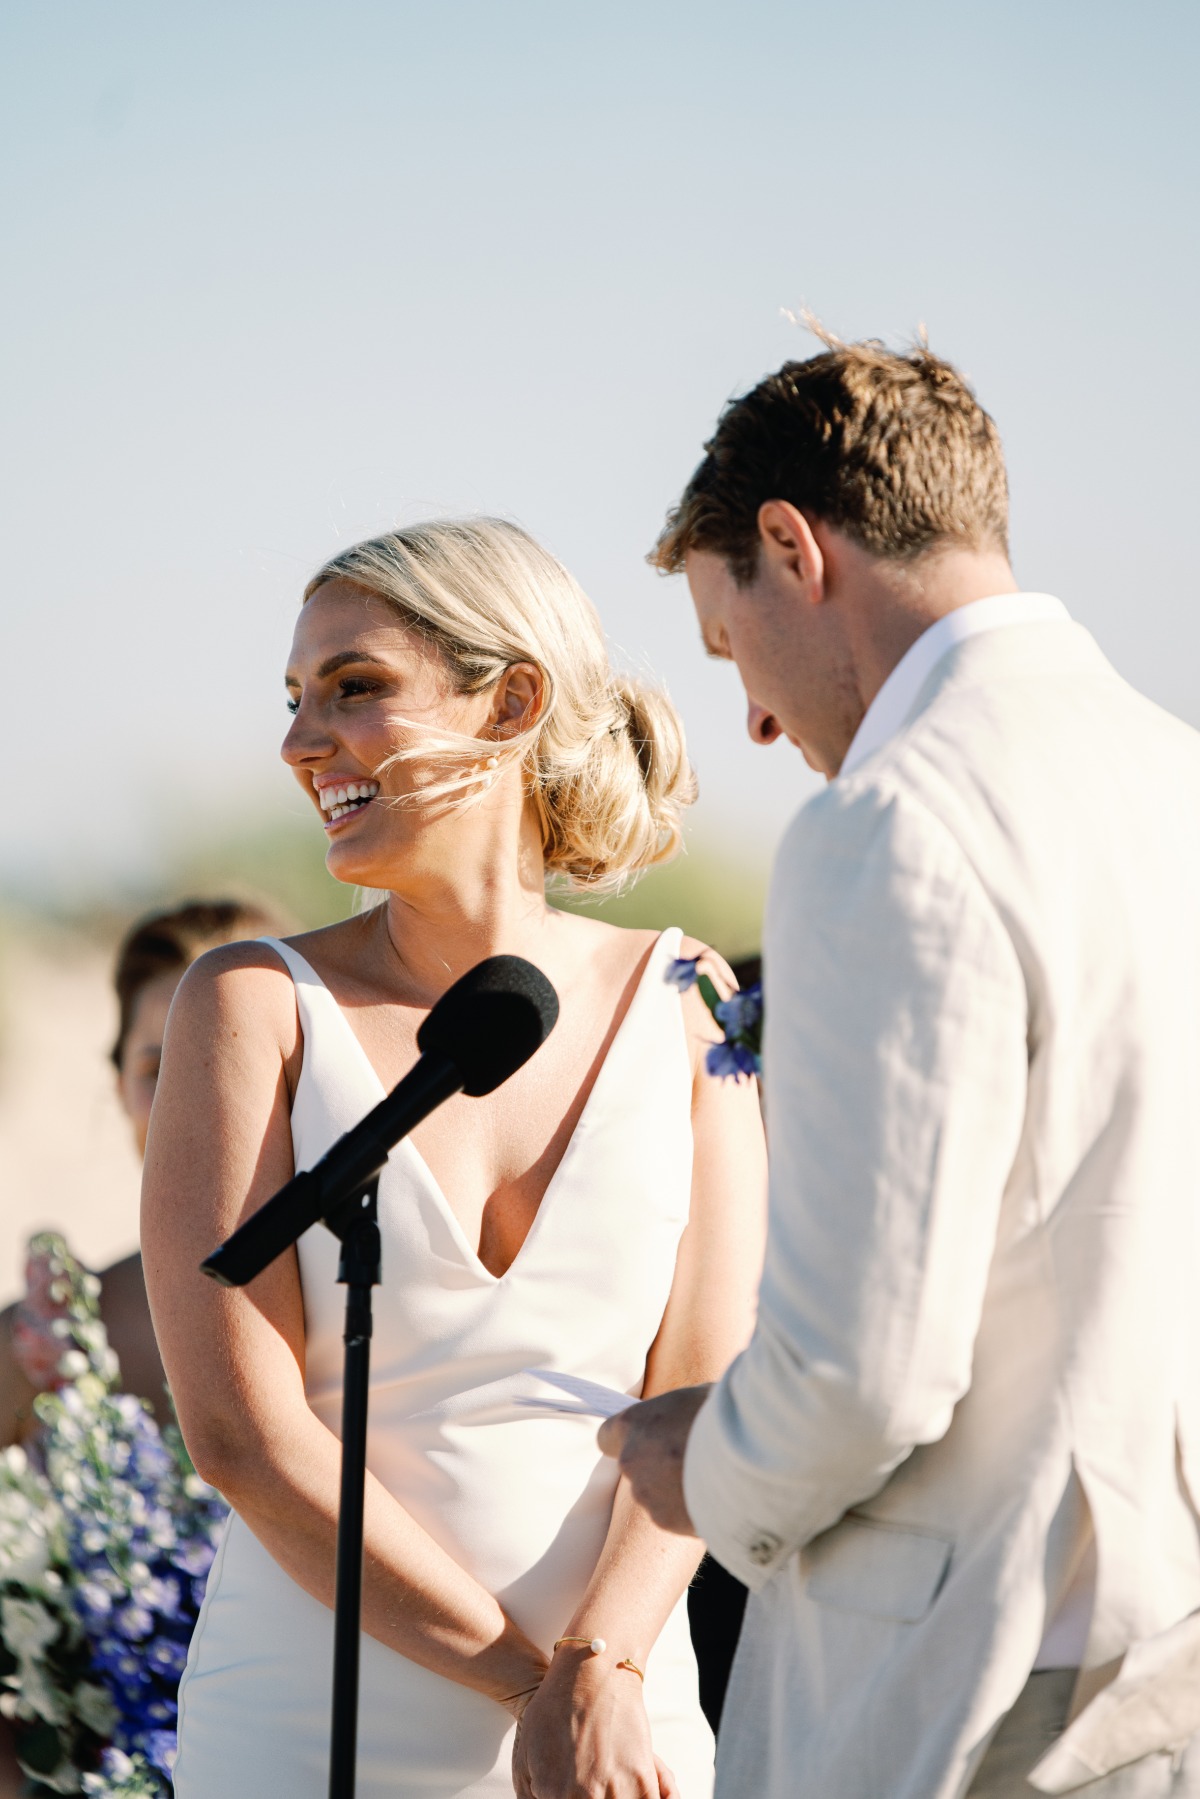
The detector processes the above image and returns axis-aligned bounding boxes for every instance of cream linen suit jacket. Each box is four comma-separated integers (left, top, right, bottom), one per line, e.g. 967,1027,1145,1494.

683,616,1200,1799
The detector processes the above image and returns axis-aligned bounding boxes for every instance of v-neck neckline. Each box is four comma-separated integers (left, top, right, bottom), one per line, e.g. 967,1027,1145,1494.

277,927,679,1286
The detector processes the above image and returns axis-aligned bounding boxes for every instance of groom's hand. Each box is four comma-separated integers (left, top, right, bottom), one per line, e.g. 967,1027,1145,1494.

597,1384,712,1536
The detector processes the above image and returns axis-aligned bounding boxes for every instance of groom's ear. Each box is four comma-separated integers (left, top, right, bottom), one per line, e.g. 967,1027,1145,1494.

756,501,826,605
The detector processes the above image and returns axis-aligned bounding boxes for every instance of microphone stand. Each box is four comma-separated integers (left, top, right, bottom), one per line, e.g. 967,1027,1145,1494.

325,1175,381,1799
202,1055,463,1799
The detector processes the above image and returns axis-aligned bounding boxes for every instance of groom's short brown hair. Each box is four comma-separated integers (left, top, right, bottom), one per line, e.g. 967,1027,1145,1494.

650,332,1009,584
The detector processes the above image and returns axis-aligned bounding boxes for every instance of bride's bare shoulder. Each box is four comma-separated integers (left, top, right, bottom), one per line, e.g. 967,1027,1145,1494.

551,910,660,980
165,934,303,1052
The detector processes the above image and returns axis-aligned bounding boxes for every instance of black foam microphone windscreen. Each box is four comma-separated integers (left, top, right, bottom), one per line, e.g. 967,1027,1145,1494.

417,954,560,1095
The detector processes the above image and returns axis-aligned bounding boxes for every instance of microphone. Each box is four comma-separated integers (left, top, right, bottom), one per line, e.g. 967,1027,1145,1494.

201,954,559,1288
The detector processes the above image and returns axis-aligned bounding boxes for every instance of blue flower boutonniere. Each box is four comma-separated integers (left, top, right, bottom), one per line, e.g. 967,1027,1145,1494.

666,958,763,1082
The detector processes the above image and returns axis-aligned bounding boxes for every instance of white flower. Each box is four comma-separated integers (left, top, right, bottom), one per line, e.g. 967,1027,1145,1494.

73,1678,118,1736
0,1528,53,1588
58,1350,90,1380
12,1657,67,1724
82,1749,136,1793
1,1594,59,1659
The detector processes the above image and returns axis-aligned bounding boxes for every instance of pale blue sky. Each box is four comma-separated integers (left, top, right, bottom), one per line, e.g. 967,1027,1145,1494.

2,0,1197,900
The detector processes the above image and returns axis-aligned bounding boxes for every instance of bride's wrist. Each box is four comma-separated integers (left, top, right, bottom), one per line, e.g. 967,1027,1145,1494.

498,1678,544,1721
547,1634,648,1689
479,1621,549,1716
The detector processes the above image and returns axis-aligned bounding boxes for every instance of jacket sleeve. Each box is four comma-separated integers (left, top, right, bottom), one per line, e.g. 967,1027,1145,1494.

683,780,1029,1590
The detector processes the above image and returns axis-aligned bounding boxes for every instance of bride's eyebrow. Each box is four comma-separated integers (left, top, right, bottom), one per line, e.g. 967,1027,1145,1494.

284,650,392,687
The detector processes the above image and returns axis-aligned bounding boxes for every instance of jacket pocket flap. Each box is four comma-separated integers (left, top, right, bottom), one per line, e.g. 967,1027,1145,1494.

803,1514,953,1623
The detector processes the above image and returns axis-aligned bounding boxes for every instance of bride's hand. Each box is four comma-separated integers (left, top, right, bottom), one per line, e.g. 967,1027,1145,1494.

500,1682,544,1724
510,1652,663,1798
652,1753,681,1797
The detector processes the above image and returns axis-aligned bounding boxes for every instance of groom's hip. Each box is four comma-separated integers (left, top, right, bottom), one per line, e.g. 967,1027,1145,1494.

967,1669,1200,1798
711,1553,1032,1799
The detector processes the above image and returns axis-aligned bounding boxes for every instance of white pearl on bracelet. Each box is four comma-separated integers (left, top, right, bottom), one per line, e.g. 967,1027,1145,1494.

553,1633,609,1658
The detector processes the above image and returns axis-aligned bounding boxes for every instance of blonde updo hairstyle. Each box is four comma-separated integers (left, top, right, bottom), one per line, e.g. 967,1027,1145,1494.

303,518,696,894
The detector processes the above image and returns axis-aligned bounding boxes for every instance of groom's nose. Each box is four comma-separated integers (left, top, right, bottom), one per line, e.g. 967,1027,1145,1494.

747,701,784,745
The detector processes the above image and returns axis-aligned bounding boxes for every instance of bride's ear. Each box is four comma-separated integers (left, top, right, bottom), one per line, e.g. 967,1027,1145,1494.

489,663,545,737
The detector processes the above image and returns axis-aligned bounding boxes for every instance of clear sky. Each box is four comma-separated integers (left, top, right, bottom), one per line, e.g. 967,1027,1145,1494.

2,0,1197,902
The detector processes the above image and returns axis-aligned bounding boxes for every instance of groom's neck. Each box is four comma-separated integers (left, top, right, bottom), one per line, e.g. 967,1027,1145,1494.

841,542,1019,722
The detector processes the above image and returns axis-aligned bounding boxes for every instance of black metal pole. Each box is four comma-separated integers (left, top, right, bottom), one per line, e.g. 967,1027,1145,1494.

328,1179,381,1799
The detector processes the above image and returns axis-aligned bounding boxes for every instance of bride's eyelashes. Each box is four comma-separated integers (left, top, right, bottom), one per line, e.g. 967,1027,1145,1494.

285,675,387,715
335,676,383,702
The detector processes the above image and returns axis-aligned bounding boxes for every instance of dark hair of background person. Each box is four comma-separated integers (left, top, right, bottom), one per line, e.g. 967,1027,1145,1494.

650,328,1009,585
111,897,280,1067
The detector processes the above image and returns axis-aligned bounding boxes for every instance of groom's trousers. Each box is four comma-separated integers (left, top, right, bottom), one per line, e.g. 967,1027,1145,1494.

967,1673,1200,1798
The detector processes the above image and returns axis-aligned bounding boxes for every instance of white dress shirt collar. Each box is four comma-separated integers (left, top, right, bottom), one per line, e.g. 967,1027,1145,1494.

838,592,1069,780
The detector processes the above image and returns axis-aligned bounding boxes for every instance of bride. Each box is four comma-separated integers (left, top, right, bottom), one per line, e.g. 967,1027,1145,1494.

142,517,766,1798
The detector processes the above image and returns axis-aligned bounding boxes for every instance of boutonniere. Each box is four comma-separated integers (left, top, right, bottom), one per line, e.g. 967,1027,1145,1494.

666,958,762,1081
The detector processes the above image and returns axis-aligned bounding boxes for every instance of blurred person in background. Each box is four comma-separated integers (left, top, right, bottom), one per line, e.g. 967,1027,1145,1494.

0,897,279,1796
0,898,280,1449
143,517,766,1799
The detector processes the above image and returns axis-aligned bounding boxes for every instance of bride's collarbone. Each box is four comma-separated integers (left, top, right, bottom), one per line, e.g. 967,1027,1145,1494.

321,926,659,1228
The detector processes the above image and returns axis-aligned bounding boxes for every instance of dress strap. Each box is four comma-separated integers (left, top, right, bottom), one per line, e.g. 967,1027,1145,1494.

255,937,388,1117
257,935,323,989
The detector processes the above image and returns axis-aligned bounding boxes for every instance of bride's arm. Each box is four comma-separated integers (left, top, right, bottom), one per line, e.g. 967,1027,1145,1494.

512,940,767,1797
140,943,547,1713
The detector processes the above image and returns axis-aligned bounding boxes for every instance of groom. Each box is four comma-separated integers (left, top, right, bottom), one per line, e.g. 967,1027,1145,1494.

600,333,1200,1797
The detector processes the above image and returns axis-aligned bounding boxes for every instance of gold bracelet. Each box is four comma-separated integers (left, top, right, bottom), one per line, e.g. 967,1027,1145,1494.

552,1637,645,1681
553,1635,608,1655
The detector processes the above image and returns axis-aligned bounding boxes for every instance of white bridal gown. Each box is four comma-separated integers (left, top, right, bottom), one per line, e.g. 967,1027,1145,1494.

174,928,714,1798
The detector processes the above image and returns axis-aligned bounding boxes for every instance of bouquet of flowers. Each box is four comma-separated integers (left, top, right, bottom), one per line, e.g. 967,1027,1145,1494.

666,957,763,1080
0,1441,113,1793
0,1236,227,1797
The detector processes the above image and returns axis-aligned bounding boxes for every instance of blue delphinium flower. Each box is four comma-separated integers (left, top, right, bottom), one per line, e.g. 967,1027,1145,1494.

28,1237,228,1797
143,1728,178,1775
667,958,764,1083
713,988,763,1038
664,956,700,992
706,1040,761,1081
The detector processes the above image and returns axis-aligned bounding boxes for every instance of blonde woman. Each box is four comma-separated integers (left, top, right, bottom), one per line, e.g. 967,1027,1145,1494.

142,520,766,1799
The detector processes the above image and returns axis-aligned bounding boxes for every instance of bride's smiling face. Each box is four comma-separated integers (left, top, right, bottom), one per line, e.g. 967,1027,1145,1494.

282,578,493,887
